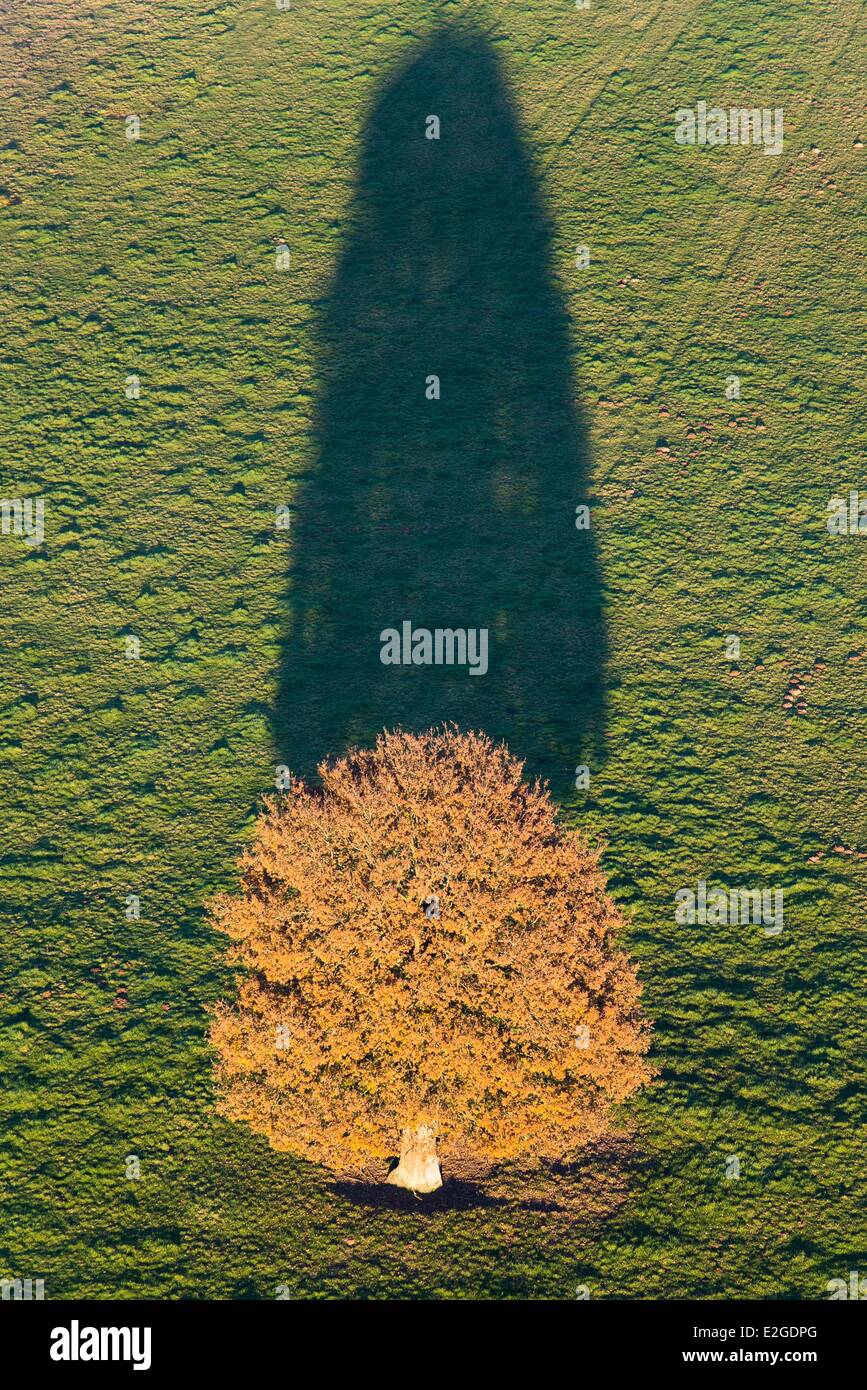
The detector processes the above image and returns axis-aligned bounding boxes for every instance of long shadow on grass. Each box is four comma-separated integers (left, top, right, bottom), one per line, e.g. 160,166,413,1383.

276,25,604,791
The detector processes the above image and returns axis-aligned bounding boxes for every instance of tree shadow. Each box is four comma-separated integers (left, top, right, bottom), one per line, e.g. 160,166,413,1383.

329,1176,503,1215
276,24,604,792
328,1134,641,1220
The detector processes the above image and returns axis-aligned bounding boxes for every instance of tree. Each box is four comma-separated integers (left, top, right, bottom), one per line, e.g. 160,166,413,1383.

209,728,652,1192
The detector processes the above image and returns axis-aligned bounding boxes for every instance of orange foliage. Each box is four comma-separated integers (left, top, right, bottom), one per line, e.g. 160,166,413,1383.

209,728,653,1174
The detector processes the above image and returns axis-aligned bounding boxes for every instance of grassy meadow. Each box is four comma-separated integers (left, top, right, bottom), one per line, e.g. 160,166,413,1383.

1,0,866,1298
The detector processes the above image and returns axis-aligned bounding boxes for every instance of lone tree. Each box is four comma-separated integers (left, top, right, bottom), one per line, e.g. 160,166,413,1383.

210,729,652,1192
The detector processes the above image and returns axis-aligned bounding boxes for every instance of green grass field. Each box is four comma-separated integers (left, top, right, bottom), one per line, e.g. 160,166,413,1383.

1,0,866,1299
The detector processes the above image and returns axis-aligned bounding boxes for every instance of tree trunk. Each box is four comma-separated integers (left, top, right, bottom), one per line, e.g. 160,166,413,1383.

386,1124,443,1193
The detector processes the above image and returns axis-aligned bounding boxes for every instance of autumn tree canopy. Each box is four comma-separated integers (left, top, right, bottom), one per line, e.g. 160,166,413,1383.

210,728,652,1192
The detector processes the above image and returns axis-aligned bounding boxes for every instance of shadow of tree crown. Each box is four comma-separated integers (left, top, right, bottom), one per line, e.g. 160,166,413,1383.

277,25,605,791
